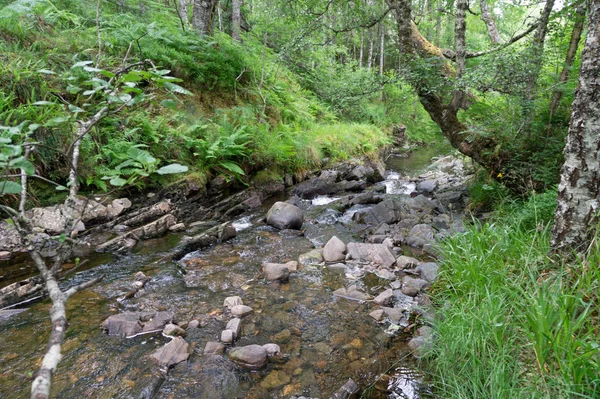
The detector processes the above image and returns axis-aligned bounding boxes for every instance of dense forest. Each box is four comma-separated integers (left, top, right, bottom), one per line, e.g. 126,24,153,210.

0,0,598,398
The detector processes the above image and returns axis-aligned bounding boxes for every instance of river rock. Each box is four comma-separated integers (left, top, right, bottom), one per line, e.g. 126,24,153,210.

263,263,290,281
401,276,429,297
369,309,385,322
362,197,408,225
435,191,464,209
151,336,189,367
221,329,235,344
187,320,200,329
163,323,186,337
204,341,225,355
106,198,132,218
260,370,291,389
291,170,338,199
331,378,359,399
228,344,268,369
346,243,396,268
230,305,253,317
101,311,174,337
223,296,243,309
322,236,346,262
285,260,299,272
406,224,435,247
168,222,186,232
416,262,440,282
262,343,281,356
395,255,420,269
373,289,394,306
408,328,433,358
417,179,437,194
382,307,404,323
333,285,372,301
226,318,242,336
266,201,304,230
347,164,373,181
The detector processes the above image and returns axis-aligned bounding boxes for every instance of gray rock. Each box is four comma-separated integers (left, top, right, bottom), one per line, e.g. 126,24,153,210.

221,329,235,344
373,289,394,306
151,336,189,367
163,323,186,337
332,378,359,399
366,159,386,182
187,320,200,329
416,262,440,283
291,170,339,199
369,309,385,321
266,201,304,230
101,311,174,337
408,335,432,358
375,269,396,280
204,341,225,355
285,260,299,272
298,248,323,266
432,214,451,230
228,344,268,370
333,286,372,301
406,224,435,247
395,255,421,269
401,276,429,297
226,318,242,337
351,192,382,205
390,280,402,289
382,307,404,323
223,296,243,309
347,165,374,181
435,191,463,209
346,243,396,268
417,179,437,194
323,236,346,262
168,222,186,232
230,305,253,317
262,263,290,282
106,198,132,218
362,197,408,225
262,343,281,356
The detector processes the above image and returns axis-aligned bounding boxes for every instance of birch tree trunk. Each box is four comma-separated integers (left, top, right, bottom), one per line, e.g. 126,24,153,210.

359,29,365,67
379,22,385,75
367,29,374,69
548,4,586,119
192,0,219,35
179,0,191,29
231,0,241,42
551,1,600,255
479,0,502,44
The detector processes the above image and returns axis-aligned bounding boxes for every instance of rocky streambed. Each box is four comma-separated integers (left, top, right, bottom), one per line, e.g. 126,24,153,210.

0,145,472,399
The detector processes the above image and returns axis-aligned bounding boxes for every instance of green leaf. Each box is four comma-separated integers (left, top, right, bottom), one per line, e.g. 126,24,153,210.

219,161,245,176
71,60,94,68
163,81,192,95
0,138,11,144
0,181,22,195
56,185,68,191
32,101,55,106
67,85,83,94
156,163,188,175
160,99,178,109
9,157,35,175
121,72,143,82
59,233,67,243
46,117,69,127
83,66,103,73
68,104,85,113
99,70,116,78
38,69,56,75
109,176,127,186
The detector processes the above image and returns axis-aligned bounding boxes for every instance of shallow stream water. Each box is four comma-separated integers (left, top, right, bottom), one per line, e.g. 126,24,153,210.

0,145,450,399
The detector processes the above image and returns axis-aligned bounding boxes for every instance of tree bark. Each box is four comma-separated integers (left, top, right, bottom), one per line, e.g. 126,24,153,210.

479,0,502,44
379,22,385,75
548,4,586,119
231,0,241,42
551,1,600,255
367,29,374,69
192,0,219,35
359,29,365,67
178,0,191,29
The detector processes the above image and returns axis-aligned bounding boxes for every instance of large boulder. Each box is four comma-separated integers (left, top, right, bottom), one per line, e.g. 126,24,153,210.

322,236,346,262
266,202,304,230
228,344,268,369
346,243,396,268
362,197,409,225
291,170,338,199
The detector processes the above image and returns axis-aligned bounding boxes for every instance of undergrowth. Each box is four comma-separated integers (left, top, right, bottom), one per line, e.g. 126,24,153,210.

428,192,600,398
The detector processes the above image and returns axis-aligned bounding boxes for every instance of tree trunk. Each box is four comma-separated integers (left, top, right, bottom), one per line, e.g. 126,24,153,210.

548,4,586,119
231,0,241,42
551,1,600,255
179,0,190,29
192,0,219,35
367,29,374,69
359,29,365,67
379,22,385,75
479,0,502,44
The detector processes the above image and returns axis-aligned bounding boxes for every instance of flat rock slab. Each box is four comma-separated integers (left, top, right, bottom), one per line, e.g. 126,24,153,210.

346,243,396,268
101,311,174,337
228,344,268,370
151,336,189,367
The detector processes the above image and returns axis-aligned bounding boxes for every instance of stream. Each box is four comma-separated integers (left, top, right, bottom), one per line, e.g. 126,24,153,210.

0,145,461,399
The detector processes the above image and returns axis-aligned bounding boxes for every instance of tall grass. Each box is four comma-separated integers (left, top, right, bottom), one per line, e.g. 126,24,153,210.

429,193,600,398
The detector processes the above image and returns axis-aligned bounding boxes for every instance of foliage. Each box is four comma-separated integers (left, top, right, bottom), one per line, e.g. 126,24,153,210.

429,196,600,398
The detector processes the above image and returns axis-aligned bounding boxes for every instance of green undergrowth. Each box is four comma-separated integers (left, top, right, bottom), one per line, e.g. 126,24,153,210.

0,0,392,203
428,192,600,398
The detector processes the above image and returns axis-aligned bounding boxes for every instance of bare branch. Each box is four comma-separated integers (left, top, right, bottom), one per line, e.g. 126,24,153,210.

330,6,394,34
65,275,104,299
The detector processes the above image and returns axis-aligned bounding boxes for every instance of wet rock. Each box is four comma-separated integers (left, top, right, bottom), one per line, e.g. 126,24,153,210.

346,243,396,268
266,201,304,230
230,305,253,317
416,262,440,283
260,370,291,389
172,221,237,260
291,170,338,199
101,313,142,337
362,197,408,225
323,236,346,262
221,329,235,344
151,336,189,367
435,191,463,209
406,224,435,247
97,214,177,252
432,214,451,230
285,260,299,272
336,180,367,192
273,329,292,344
223,296,243,309
366,159,386,182
168,222,186,232
226,318,242,337
375,269,396,280
228,344,268,370
417,179,437,194
369,309,384,322
395,255,421,270
332,378,359,399
382,307,404,323
298,248,323,266
333,285,372,301
347,164,374,181
373,289,394,306
187,320,200,329
390,280,402,289
263,343,281,356
135,271,149,282
204,341,225,355
327,262,346,270
401,276,429,297
408,327,433,358
106,198,132,218
314,342,332,355
350,192,382,205
163,323,186,337
263,263,290,282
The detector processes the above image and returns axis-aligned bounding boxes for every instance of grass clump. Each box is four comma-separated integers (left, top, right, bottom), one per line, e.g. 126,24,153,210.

429,193,600,398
